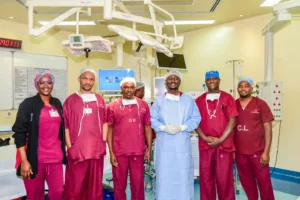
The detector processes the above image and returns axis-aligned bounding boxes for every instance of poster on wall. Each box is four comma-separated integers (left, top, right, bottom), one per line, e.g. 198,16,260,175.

14,67,67,109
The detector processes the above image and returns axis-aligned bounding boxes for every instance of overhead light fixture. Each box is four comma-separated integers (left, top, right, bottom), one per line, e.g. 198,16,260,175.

260,0,281,7
39,21,96,26
9,16,14,19
239,14,243,17
163,20,215,25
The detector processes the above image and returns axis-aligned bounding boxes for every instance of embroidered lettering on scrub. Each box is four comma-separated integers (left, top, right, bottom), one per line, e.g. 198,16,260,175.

129,118,137,123
237,125,249,131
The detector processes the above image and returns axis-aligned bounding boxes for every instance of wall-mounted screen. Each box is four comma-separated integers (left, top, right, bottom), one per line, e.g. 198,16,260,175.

156,52,187,71
98,69,135,91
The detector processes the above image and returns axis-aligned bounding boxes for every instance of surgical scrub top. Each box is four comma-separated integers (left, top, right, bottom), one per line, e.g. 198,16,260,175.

195,91,238,152
107,97,151,156
38,105,63,163
234,97,274,155
63,93,107,163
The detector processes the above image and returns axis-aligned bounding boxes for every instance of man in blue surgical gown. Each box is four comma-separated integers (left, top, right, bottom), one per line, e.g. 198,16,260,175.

151,70,201,200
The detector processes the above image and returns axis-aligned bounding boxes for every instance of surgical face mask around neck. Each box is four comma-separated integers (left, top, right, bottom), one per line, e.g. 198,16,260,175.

80,93,97,102
165,93,180,101
122,98,137,105
206,93,220,101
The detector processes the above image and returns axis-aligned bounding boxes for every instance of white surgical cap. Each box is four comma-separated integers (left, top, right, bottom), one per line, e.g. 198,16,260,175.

164,70,182,80
136,82,145,89
120,77,136,87
79,68,96,77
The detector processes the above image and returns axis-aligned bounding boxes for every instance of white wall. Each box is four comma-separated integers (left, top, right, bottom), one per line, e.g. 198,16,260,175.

181,13,300,172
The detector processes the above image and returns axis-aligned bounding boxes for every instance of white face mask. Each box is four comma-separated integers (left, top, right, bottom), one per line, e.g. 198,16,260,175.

122,98,137,105
206,93,220,101
165,93,180,101
80,93,97,102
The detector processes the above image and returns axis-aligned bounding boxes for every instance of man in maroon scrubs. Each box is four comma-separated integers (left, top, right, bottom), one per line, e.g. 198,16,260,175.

107,77,152,200
195,70,238,200
63,68,107,200
235,77,275,200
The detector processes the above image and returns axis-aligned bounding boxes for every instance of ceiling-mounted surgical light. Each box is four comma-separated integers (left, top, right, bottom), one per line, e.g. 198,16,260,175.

62,36,113,57
163,20,215,25
108,24,173,57
39,21,96,26
260,0,281,7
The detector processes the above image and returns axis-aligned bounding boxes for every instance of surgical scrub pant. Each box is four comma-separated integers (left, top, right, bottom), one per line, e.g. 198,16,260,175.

200,148,235,200
236,153,275,200
112,155,145,200
64,157,104,200
23,163,63,200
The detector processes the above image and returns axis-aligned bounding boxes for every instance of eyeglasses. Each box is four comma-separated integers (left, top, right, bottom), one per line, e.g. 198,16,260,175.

39,81,53,85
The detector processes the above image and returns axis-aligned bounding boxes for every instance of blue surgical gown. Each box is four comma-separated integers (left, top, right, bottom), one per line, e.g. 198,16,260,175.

151,93,201,200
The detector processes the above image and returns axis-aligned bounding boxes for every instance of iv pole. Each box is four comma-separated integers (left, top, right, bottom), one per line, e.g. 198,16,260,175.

225,59,244,99
226,59,243,196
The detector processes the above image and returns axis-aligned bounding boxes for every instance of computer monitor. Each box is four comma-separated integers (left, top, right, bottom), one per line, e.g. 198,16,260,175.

154,77,167,99
98,69,135,91
156,52,187,71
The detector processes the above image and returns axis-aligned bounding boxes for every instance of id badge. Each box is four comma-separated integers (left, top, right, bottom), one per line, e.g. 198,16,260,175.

84,108,92,114
49,110,59,117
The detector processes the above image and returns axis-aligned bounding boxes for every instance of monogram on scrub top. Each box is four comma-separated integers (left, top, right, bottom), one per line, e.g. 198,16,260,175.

117,98,142,134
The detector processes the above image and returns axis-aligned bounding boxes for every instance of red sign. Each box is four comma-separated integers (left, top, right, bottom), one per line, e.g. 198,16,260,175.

0,38,22,49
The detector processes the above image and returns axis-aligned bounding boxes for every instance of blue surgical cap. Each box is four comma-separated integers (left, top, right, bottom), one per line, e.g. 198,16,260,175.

205,70,220,80
238,77,254,87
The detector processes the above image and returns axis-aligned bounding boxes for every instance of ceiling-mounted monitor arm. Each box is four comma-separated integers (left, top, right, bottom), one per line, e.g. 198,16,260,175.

75,8,91,34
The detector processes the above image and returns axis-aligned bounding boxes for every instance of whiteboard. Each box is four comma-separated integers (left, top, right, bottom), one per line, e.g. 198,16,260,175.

0,51,13,110
13,52,68,109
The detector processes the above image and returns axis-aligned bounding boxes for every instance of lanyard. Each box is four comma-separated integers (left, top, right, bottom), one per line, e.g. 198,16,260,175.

205,97,220,119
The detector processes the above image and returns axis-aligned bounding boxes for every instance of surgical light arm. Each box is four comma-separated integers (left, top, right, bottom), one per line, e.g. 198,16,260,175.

26,0,164,37
144,0,184,49
26,0,104,7
273,0,300,12
26,0,103,36
262,0,300,35
144,0,177,38
262,0,300,81
28,7,82,36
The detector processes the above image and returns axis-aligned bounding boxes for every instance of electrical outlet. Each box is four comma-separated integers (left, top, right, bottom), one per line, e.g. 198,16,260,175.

257,81,283,121
6,111,12,118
